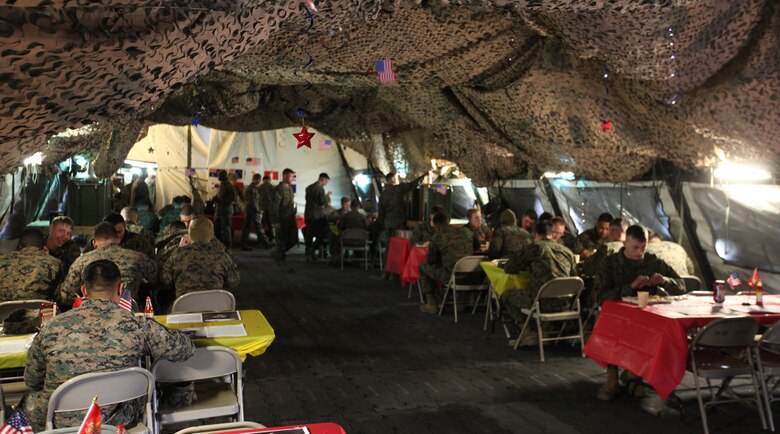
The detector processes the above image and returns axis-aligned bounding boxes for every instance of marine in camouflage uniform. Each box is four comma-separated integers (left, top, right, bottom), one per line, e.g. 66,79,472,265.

581,240,623,277
304,175,330,260
574,213,613,254
215,171,237,248
646,239,694,277
270,169,298,270
241,174,262,249
59,224,157,307
126,222,154,245
378,173,423,237
258,176,275,244
23,298,193,431
46,216,81,272
502,227,577,323
85,214,155,259
48,241,81,272
419,220,474,313
593,247,684,306
0,229,64,302
487,209,532,260
410,221,436,246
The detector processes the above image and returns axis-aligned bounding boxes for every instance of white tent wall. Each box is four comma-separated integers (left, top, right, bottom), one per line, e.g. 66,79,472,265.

127,124,368,213
684,183,780,291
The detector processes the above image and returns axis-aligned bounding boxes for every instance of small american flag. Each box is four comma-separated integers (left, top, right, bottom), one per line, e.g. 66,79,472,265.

0,407,34,434
118,287,133,312
375,59,397,84
727,271,742,289
319,139,333,151
435,184,448,196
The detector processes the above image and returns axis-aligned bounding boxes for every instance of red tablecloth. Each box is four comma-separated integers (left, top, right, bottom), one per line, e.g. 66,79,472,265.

217,422,345,434
296,215,306,230
401,246,429,286
584,296,780,400
384,237,410,275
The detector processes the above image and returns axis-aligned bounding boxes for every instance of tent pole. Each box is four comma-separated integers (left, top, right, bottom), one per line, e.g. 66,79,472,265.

336,141,359,200
187,126,193,168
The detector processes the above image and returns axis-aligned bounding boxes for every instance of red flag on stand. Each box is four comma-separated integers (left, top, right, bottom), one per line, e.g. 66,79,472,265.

77,397,101,434
749,268,760,288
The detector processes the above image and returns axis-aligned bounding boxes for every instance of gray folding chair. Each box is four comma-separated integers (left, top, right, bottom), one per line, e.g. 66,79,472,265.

437,256,488,323
46,367,155,433
688,317,766,434
513,277,585,361
340,229,369,270
174,422,266,434
755,321,780,432
0,299,49,322
152,346,244,434
171,290,236,313
38,425,119,434
681,275,703,293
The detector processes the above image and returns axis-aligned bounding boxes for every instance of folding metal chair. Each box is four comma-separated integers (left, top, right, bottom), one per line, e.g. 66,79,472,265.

755,320,780,432
340,229,369,270
513,277,585,362
688,317,766,434
437,256,488,323
173,422,266,434
0,300,47,419
152,346,244,434
408,281,424,304
681,275,703,293
171,290,236,313
46,367,155,433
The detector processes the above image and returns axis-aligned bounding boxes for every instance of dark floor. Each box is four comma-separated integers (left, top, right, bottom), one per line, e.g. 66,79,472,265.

232,247,768,434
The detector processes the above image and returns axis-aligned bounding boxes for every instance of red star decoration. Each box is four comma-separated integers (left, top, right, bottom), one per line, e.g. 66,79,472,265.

600,120,613,132
294,125,315,149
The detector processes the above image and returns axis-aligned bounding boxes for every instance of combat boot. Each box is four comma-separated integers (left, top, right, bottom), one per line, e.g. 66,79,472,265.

419,294,439,314
596,365,620,401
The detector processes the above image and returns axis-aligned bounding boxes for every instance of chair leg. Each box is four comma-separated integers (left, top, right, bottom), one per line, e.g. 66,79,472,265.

693,369,711,434
340,247,345,270
748,352,769,431
536,316,545,362
514,312,533,351
577,315,586,358
453,290,459,323
484,290,492,331
472,291,483,315
365,248,369,270
408,283,412,299
417,282,424,304
438,287,450,316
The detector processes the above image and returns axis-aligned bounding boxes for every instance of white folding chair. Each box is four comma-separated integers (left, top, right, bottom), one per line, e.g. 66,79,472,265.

689,317,766,434
513,277,585,362
152,346,244,434
171,290,236,313
46,367,155,433
408,282,424,304
340,229,369,270
174,422,266,434
437,256,488,323
0,299,49,322
681,275,703,293
754,321,780,432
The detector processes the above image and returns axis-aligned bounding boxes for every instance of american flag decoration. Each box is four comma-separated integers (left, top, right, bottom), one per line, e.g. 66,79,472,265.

118,288,133,312
319,139,333,151
375,59,397,84
435,184,448,196
727,271,742,289
0,407,34,434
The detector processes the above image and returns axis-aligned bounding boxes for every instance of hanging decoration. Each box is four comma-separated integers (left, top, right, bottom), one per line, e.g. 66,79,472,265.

666,26,680,106
147,147,154,154
599,67,612,132
294,109,315,149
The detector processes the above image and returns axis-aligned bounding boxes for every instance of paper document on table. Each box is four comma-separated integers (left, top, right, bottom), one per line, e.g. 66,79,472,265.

670,306,743,316
251,428,310,434
166,313,203,324
192,324,247,338
202,311,241,322
0,335,34,354
727,305,780,314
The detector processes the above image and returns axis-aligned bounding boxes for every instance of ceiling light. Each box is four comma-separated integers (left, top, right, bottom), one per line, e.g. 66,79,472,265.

23,152,43,166
714,161,771,182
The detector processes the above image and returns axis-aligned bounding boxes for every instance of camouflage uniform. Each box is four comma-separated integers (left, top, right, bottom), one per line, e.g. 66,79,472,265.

49,240,81,272
419,225,474,296
258,183,275,243
156,235,228,270
241,182,261,247
160,241,240,298
575,228,608,254
378,182,417,236
126,222,154,246
23,299,194,432
488,226,531,260
159,207,181,232
462,223,491,252
84,231,155,259
581,240,623,277
216,181,237,248
502,239,577,322
304,182,329,256
646,240,694,277
557,231,578,252
338,210,368,232
0,247,64,302
156,226,186,249
137,208,157,232
270,183,297,261
410,222,435,245
593,248,684,306
59,244,157,307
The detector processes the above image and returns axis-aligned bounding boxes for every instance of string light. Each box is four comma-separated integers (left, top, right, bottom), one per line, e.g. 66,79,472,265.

666,26,680,106
599,67,613,132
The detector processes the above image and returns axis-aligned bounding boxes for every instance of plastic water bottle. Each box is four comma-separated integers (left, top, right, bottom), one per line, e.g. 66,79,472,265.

144,296,154,319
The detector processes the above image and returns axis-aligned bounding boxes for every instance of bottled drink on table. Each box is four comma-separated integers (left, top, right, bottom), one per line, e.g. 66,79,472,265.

756,280,764,305
144,296,154,319
713,280,726,305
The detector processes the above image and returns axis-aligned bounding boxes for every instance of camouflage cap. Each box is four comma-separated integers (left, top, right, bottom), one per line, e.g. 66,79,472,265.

3,308,39,335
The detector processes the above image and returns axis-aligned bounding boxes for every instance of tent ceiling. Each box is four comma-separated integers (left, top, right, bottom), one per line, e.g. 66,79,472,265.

1,1,778,183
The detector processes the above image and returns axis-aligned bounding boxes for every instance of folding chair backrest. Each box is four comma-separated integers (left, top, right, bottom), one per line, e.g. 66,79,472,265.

174,422,266,434
537,277,584,300
341,229,368,247
152,346,241,383
452,256,486,274
171,290,236,313
46,368,153,428
0,299,49,322
758,321,780,351
693,317,759,348
681,275,702,292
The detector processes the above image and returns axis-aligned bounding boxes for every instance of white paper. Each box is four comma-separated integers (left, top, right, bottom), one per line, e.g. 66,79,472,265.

203,324,247,337
726,305,780,314
166,313,203,324
0,337,32,354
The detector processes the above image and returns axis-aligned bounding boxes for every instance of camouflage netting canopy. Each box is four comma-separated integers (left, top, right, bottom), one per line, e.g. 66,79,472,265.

1,0,778,183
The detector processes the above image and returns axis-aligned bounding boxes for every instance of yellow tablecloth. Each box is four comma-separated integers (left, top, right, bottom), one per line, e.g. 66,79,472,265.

0,309,275,369
158,309,276,360
480,261,530,296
